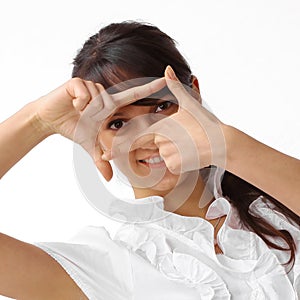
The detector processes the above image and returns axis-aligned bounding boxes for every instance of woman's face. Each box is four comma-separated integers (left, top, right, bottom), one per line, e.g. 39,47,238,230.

100,97,184,197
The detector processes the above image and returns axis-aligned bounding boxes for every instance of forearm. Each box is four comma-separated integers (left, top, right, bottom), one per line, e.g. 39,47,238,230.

224,125,300,215
0,101,53,178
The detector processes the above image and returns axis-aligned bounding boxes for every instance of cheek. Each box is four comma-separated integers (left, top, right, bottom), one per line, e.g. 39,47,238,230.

113,151,141,181
98,131,114,150
99,130,136,165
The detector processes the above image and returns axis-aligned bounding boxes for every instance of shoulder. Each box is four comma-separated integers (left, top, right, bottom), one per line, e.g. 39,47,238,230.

249,197,300,292
35,226,134,300
0,232,88,300
249,196,300,231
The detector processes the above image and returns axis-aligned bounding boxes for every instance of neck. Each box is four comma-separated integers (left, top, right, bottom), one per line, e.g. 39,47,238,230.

133,171,214,219
166,174,214,218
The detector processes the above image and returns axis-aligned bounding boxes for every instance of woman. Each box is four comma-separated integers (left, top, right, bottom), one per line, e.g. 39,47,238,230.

0,21,299,299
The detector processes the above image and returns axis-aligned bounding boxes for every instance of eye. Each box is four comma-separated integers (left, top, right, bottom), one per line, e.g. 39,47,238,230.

108,119,127,130
155,101,173,113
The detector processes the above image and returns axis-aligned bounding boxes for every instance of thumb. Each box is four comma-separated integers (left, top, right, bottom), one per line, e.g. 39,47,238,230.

93,144,113,181
95,158,113,181
164,65,194,110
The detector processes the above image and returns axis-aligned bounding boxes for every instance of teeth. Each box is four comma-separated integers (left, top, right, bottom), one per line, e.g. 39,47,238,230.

143,156,164,164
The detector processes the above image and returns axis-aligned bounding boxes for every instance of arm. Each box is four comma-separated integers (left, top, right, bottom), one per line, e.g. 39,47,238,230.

0,101,51,179
154,66,300,216
0,233,88,299
224,125,300,215
0,78,112,179
0,76,168,298
0,78,105,299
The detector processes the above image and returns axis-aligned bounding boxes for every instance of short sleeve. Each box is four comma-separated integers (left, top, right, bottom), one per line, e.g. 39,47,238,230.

249,197,300,297
35,226,134,300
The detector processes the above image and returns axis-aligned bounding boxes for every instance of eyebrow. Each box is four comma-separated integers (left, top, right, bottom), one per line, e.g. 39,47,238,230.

108,99,158,120
111,111,126,117
131,98,161,106
131,96,178,106
110,97,178,119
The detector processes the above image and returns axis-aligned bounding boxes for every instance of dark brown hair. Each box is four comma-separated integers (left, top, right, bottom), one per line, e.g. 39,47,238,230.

72,20,299,267
72,21,191,88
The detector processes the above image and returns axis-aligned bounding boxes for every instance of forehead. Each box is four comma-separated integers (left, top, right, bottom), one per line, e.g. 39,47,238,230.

111,102,151,116
106,97,178,126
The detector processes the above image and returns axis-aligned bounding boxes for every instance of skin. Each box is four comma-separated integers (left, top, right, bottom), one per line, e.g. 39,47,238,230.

100,91,189,194
100,100,180,190
0,66,299,299
99,78,213,217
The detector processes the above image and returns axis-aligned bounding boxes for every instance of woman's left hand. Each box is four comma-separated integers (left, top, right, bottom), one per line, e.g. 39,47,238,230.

118,66,228,175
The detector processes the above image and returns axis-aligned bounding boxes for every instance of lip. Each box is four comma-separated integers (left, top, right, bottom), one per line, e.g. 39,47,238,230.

138,155,166,169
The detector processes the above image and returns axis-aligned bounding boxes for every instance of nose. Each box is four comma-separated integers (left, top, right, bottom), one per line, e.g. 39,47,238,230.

137,114,155,127
112,113,164,152
139,139,157,150
127,112,162,130
134,114,162,149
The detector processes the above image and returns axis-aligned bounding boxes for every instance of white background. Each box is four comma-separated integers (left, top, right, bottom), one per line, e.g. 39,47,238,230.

0,0,299,298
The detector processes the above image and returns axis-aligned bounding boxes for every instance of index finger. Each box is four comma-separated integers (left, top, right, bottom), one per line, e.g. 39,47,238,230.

165,66,200,110
110,120,162,159
111,77,166,106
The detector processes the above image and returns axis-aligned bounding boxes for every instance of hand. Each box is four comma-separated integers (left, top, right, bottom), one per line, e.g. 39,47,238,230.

115,66,227,174
35,77,167,180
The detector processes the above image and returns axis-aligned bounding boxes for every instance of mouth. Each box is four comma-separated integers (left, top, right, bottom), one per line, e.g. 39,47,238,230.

138,155,166,168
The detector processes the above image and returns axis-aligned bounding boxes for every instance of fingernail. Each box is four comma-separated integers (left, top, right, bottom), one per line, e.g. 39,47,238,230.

101,152,110,161
166,65,177,80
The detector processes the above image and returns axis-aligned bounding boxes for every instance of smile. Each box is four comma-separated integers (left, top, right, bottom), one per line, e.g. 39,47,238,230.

138,155,165,168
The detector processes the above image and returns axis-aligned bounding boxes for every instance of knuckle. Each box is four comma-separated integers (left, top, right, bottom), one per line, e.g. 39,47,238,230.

132,88,140,101
146,83,154,95
166,162,178,174
80,92,91,101
70,77,83,85
106,99,116,110
154,135,163,146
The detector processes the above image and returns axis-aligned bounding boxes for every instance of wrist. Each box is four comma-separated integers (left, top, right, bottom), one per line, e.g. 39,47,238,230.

221,124,241,171
26,100,56,140
222,124,259,176
208,122,236,170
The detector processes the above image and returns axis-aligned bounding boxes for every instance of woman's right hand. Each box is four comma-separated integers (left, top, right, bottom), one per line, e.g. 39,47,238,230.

36,78,102,142
35,77,167,181
35,78,116,180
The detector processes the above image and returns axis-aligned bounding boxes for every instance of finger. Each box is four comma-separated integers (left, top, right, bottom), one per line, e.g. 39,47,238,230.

128,133,156,152
95,158,113,181
111,77,166,107
109,131,155,160
93,143,113,181
110,121,161,159
79,129,114,181
80,81,104,116
114,115,201,173
96,83,118,117
101,149,113,161
84,80,101,100
108,112,165,158
82,83,118,122
164,66,194,109
69,78,93,111
81,83,105,120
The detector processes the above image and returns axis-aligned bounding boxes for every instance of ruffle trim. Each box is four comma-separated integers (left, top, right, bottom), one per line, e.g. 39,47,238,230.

114,196,299,298
115,223,230,299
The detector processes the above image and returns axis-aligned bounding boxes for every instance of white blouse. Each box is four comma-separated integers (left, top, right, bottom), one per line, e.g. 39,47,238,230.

36,195,300,299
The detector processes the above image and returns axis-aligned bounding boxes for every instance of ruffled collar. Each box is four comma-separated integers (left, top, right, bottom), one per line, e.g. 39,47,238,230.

108,166,298,298
106,166,226,223
113,195,293,299
113,196,232,299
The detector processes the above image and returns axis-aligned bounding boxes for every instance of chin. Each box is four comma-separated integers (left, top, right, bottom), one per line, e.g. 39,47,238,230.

137,170,187,194
149,173,180,192
115,157,190,195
